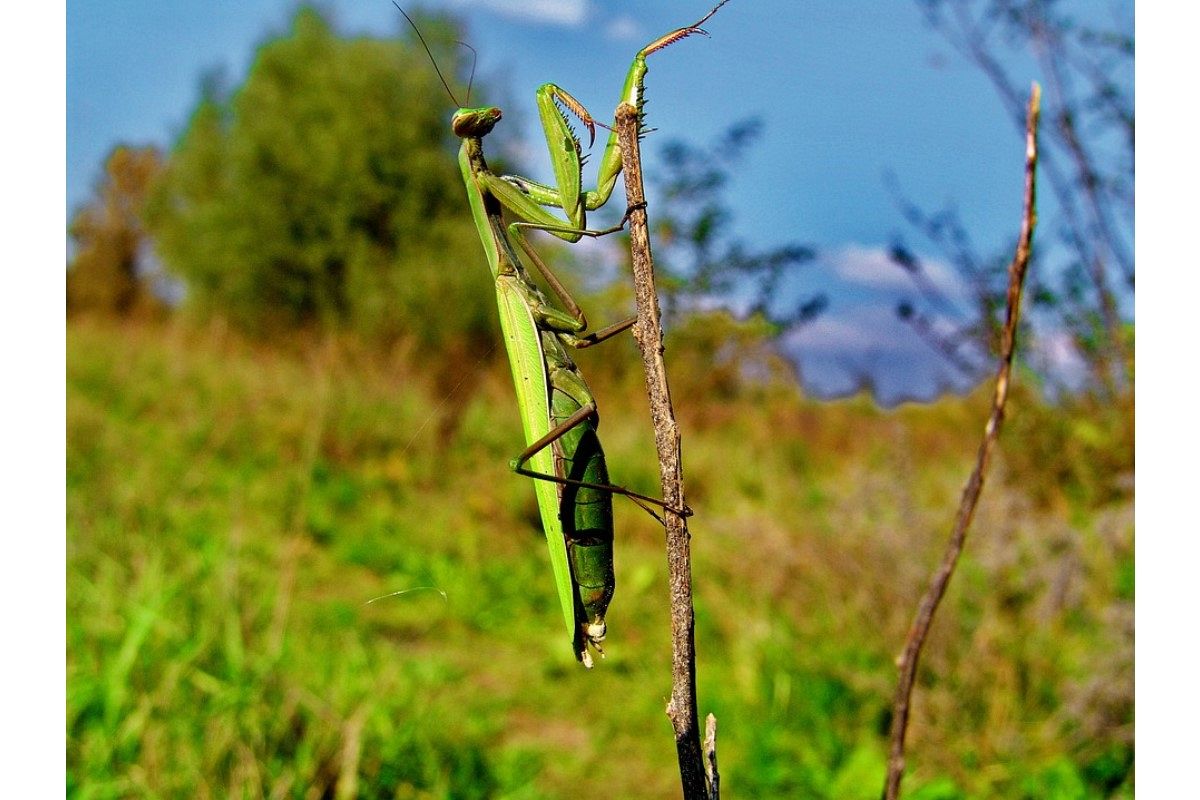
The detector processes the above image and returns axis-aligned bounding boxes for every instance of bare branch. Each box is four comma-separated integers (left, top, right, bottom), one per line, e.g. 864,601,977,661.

884,82,1040,800
616,102,713,800
896,302,988,378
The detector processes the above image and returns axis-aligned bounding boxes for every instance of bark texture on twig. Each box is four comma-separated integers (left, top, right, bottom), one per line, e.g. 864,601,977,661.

615,102,711,800
884,83,1040,800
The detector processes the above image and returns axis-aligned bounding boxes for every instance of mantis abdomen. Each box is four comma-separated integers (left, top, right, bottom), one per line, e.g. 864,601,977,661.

547,358,615,640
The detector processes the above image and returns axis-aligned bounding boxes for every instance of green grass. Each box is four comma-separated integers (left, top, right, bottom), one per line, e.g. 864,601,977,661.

67,318,1132,798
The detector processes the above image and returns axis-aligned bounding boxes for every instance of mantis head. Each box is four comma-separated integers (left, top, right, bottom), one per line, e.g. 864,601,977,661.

451,106,502,139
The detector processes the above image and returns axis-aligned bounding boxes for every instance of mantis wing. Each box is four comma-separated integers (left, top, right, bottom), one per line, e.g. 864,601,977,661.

494,276,579,655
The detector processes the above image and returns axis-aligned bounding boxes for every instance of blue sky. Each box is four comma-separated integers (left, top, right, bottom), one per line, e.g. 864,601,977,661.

66,0,1132,402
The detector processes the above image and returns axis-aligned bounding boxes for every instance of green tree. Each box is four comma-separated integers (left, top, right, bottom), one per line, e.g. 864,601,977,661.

67,145,166,317
145,6,494,353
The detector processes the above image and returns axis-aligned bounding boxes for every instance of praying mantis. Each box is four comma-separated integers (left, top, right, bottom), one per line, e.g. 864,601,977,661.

397,2,727,667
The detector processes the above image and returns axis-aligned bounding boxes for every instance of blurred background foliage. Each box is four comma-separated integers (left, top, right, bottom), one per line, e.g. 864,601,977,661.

142,8,496,360
889,0,1133,401
66,2,1132,798
67,144,167,319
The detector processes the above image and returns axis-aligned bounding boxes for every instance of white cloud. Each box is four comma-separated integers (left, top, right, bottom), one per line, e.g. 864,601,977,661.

785,305,908,355
783,302,983,402
604,15,642,42
1027,326,1089,392
449,0,590,26
826,243,965,300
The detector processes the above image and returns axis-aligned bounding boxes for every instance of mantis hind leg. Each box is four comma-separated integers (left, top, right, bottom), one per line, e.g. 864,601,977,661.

510,401,692,523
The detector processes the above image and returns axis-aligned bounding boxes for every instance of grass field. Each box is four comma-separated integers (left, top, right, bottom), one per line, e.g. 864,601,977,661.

66,317,1132,798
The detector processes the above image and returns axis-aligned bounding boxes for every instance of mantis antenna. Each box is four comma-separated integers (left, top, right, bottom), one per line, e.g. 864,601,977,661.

457,40,477,106
392,1,462,107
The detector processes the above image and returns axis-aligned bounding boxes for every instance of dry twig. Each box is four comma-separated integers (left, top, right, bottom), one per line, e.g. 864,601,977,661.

884,82,1041,800
616,102,715,800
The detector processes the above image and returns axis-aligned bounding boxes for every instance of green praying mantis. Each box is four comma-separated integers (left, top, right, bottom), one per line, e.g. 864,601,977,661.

396,1,727,667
